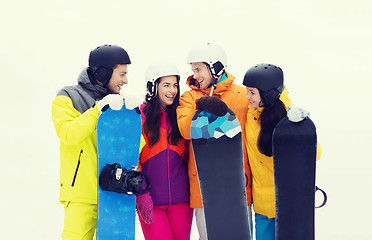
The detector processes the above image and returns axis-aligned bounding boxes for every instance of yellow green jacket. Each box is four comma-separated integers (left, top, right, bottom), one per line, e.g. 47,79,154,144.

52,68,108,204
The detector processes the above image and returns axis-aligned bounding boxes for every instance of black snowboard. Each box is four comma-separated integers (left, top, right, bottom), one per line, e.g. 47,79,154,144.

191,109,251,240
273,117,325,240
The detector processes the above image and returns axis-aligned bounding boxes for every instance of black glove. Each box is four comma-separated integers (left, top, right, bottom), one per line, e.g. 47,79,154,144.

196,96,228,116
189,77,200,88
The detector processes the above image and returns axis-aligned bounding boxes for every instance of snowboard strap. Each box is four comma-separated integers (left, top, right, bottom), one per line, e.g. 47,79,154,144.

99,163,150,196
315,186,327,208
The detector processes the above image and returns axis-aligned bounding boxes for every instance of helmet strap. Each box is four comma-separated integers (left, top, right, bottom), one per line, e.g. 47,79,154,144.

206,61,225,90
93,67,113,87
146,81,158,102
209,84,216,96
209,61,225,79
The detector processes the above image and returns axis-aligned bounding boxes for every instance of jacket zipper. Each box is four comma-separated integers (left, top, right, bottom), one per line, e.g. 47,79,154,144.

166,118,172,205
168,141,171,205
72,150,83,187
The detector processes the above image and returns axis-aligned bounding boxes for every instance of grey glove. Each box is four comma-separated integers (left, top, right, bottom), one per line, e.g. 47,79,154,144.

287,106,310,122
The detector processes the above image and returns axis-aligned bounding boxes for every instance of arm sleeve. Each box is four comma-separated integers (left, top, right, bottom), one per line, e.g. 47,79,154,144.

279,85,292,107
52,95,100,146
137,134,146,171
316,142,321,161
279,86,321,160
176,91,197,140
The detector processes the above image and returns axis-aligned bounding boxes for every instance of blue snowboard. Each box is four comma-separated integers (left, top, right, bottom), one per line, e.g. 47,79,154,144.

191,109,251,240
96,107,142,240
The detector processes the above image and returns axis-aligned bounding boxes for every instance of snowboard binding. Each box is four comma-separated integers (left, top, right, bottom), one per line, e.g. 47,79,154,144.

99,163,150,196
315,186,327,208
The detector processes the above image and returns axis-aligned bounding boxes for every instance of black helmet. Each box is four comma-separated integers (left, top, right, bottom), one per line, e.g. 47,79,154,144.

88,45,131,86
243,63,284,107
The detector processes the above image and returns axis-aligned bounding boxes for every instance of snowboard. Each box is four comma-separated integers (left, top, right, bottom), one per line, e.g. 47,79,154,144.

96,106,142,240
273,117,322,240
191,108,251,240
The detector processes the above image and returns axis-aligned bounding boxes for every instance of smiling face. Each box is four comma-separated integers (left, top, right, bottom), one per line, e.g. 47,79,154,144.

157,75,179,109
107,64,128,94
246,87,262,108
190,62,214,90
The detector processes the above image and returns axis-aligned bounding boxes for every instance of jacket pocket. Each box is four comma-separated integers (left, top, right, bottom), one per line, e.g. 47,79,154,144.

71,150,83,187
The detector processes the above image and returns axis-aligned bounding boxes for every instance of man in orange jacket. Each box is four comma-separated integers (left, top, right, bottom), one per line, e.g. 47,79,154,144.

176,43,253,240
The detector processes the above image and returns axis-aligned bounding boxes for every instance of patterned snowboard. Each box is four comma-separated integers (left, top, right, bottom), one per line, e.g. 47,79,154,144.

96,107,142,240
191,108,251,240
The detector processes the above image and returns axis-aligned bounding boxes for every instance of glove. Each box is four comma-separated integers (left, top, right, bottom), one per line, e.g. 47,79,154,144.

197,96,228,116
287,106,310,122
189,77,200,88
97,94,124,112
120,88,143,110
136,192,155,224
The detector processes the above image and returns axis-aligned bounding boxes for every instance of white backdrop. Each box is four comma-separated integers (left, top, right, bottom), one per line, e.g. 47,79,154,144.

1,0,371,239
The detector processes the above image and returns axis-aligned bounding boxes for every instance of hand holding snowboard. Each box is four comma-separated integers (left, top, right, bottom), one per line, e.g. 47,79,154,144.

97,88,143,112
97,94,124,112
196,96,228,116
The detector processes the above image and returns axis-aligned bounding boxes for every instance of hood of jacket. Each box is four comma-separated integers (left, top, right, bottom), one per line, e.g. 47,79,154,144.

77,68,109,100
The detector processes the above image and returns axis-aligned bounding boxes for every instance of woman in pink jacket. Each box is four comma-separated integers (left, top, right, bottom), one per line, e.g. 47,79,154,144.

137,63,193,240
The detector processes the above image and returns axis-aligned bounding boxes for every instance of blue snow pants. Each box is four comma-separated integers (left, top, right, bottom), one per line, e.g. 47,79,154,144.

255,213,275,240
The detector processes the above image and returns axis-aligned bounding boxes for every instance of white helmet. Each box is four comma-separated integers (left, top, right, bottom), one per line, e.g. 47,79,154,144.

145,62,180,101
187,42,227,80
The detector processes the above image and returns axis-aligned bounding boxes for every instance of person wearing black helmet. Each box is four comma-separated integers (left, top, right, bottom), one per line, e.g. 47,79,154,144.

88,44,131,93
242,63,319,240
52,44,141,240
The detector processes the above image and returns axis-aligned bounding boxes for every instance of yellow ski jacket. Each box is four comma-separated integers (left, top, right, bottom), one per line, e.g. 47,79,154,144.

52,68,108,204
244,96,321,218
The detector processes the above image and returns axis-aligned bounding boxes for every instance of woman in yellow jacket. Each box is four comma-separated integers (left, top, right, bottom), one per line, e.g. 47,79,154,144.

242,63,320,240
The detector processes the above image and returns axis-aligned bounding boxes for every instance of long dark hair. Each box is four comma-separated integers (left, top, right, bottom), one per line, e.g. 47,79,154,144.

257,90,287,157
142,77,182,147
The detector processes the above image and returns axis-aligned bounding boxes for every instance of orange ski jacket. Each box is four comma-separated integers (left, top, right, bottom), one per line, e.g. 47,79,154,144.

177,72,252,208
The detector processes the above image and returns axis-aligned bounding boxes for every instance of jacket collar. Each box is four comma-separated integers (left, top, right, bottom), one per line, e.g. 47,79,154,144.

248,106,264,117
